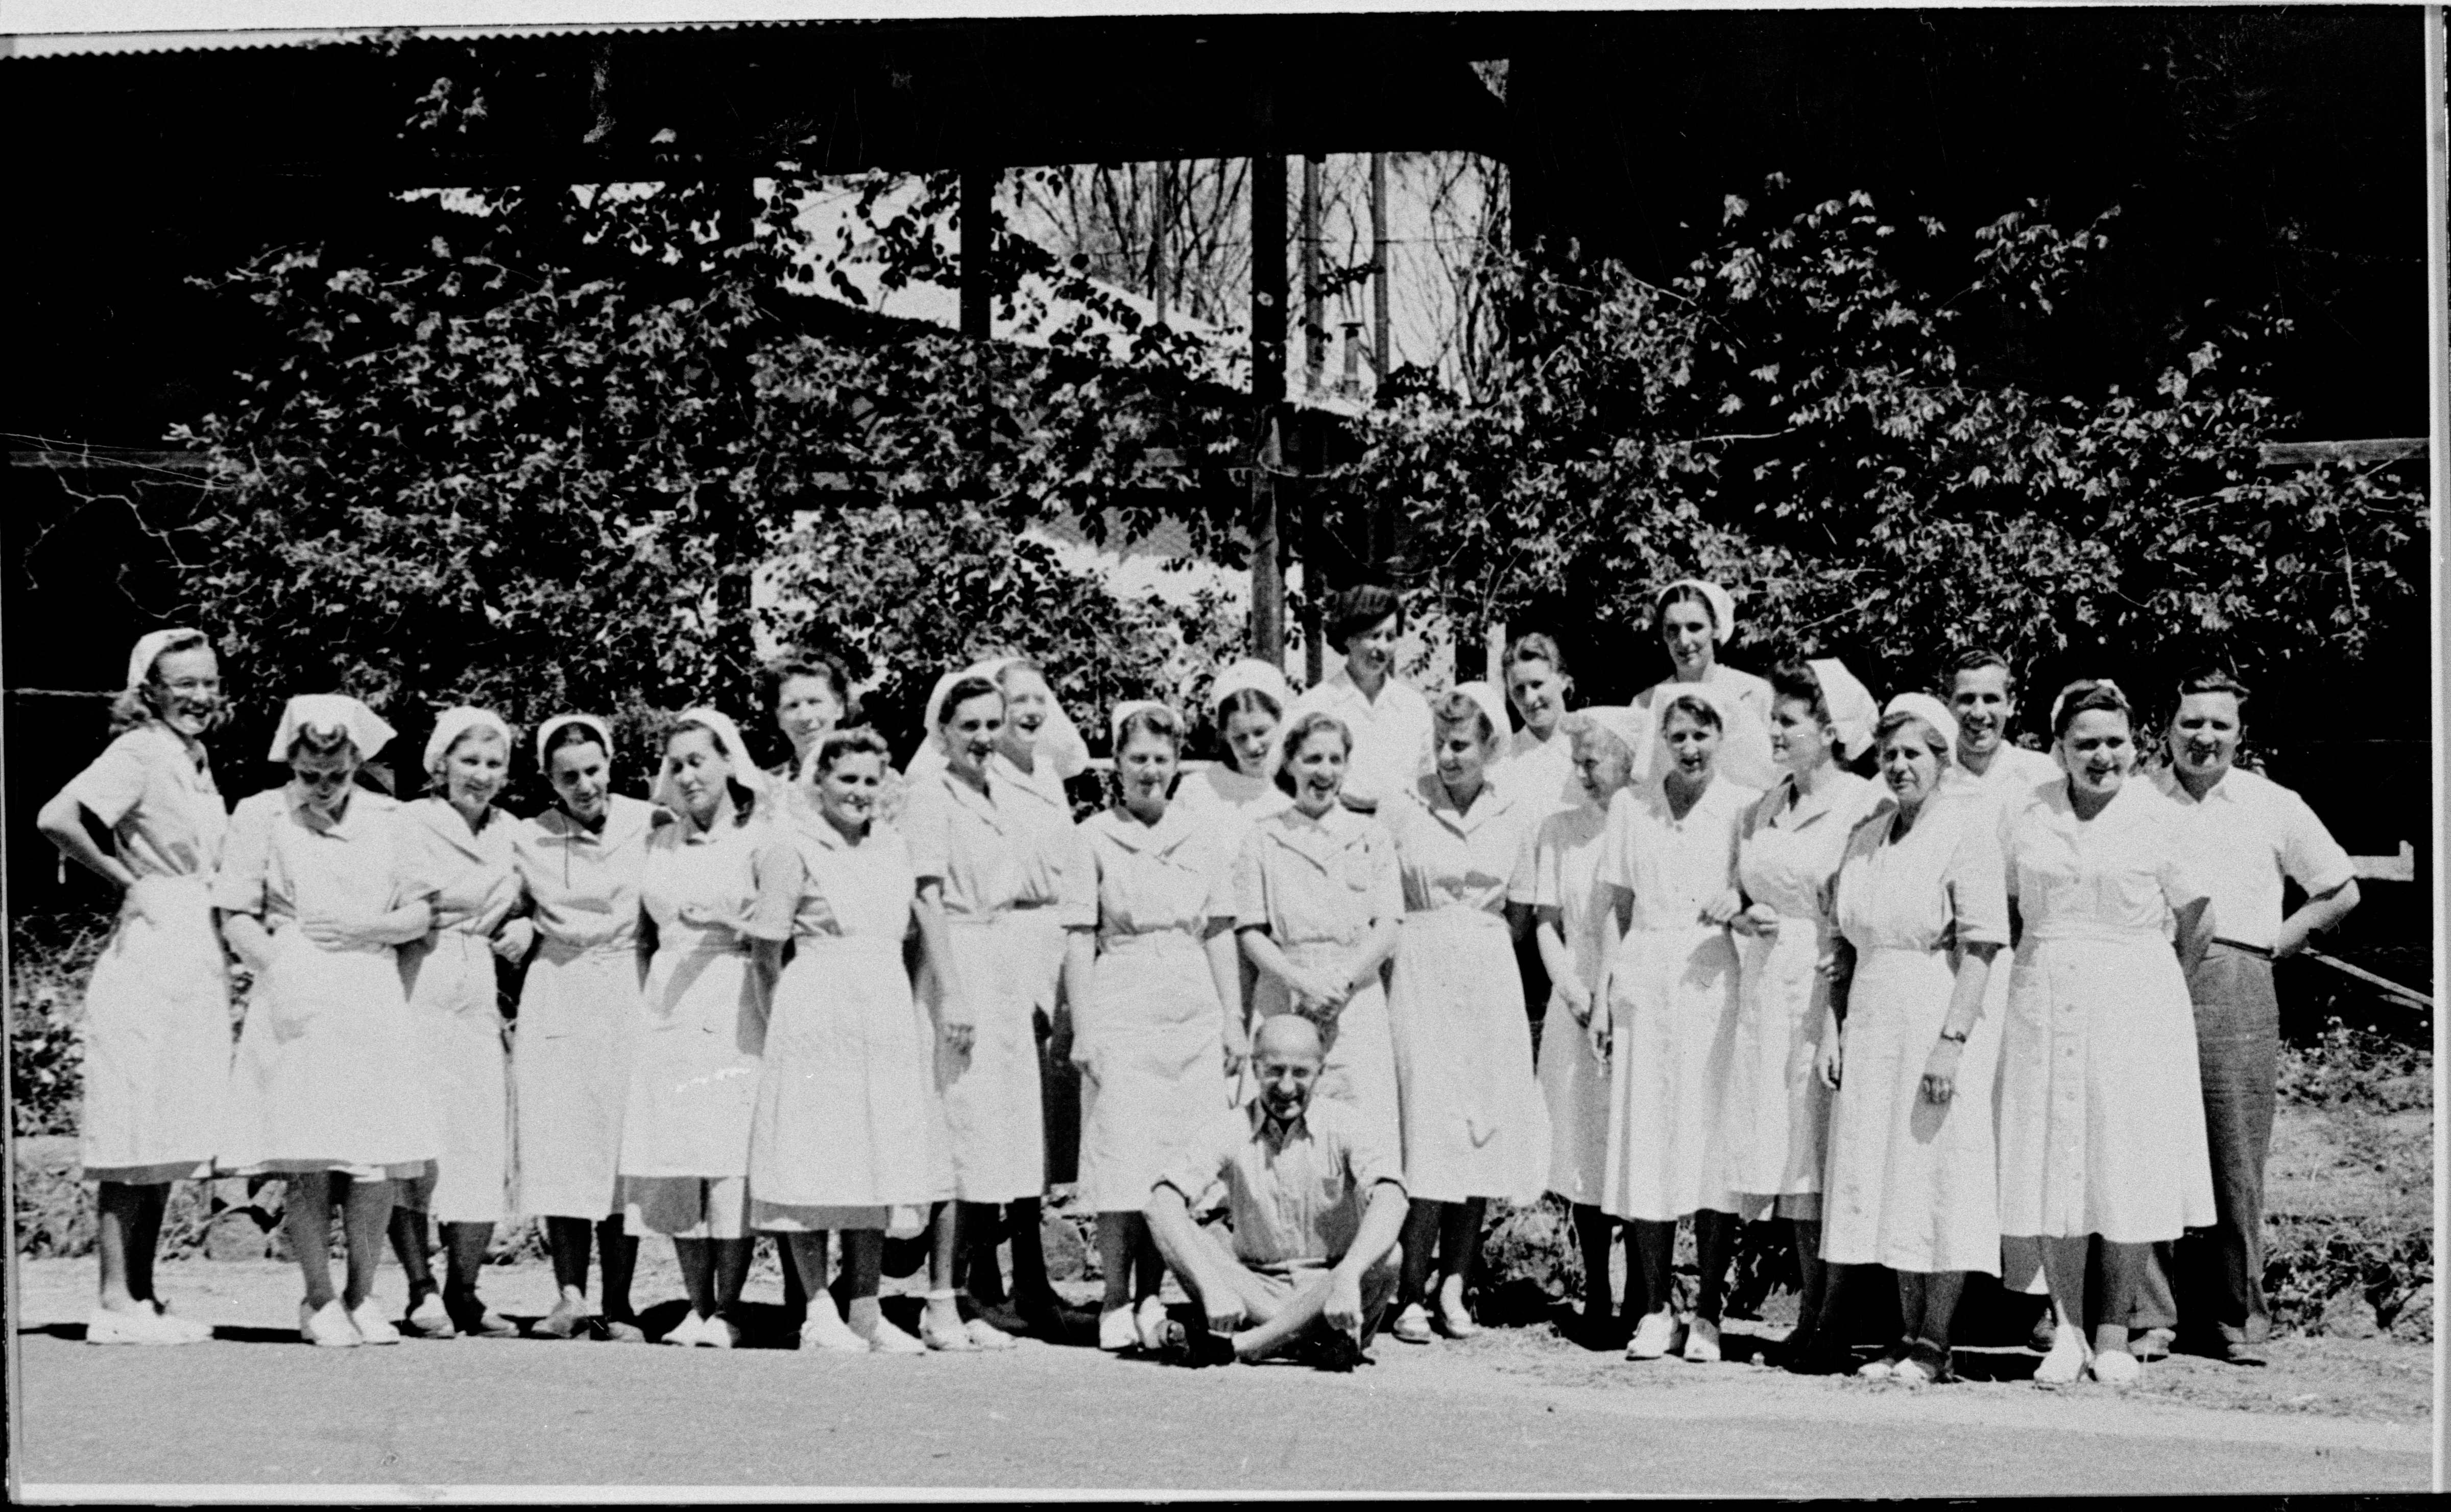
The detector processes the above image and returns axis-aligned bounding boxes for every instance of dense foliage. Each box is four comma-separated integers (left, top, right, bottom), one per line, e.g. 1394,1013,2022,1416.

1341,183,2429,714
170,175,1249,785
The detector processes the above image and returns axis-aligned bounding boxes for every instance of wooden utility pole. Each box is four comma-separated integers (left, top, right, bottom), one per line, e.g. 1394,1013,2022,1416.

1368,150,1395,578
959,165,995,340
1152,161,1171,328
1249,144,1288,666
1302,156,1326,397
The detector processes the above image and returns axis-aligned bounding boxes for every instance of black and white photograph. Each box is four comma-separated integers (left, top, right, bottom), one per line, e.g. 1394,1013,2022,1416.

5,0,2445,1498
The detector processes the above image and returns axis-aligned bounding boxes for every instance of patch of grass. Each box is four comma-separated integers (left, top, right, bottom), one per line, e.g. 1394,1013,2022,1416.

2277,1018,2432,1114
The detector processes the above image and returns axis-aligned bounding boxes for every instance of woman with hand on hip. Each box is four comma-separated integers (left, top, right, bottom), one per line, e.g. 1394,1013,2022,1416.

1524,706,1645,1342
1721,660,1881,1369
36,629,232,1346
1380,683,1550,1345
1066,702,1246,1352
750,727,941,1355
1627,579,1777,793
618,709,796,1348
215,696,437,1347
1596,682,1761,1364
505,715,657,1342
1816,694,2009,1384
1230,711,1404,1147
1997,680,2217,1387
389,707,523,1339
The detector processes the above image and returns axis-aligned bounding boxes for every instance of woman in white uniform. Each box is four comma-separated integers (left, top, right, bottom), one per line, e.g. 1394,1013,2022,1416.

389,707,522,1339
503,715,655,1342
1722,660,1880,1367
1173,657,1293,835
1232,712,1404,1147
1998,680,2217,1387
1627,579,1777,791
1380,683,1549,1345
750,727,940,1355
1523,705,1643,1341
1817,694,2010,1384
1498,632,1582,817
904,673,1085,1351
1596,682,1761,1363
1065,702,1245,1352
619,709,796,1349
37,629,231,1346
215,695,437,1347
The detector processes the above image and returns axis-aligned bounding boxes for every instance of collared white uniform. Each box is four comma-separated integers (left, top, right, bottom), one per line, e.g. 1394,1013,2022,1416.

398,797,519,1223
1287,667,1434,813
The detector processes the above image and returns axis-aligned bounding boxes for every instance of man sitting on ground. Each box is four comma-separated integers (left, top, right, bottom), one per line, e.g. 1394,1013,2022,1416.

1144,1015,1407,1370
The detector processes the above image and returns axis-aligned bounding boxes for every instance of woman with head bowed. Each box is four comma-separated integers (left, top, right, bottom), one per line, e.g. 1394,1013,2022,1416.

749,727,945,1355
1626,579,1779,793
1812,693,2009,1384
1379,682,1551,1345
903,670,1093,1349
1996,680,2218,1387
214,695,438,1347
1174,657,1295,835
1230,710,1404,1150
1062,702,1246,1352
1594,679,1763,1364
504,714,659,1342
617,709,797,1348
1719,660,1883,1366
387,707,523,1339
36,630,233,1345
1523,705,1644,1342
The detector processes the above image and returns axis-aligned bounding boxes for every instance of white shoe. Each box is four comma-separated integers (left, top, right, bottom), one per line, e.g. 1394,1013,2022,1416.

1856,1355,1897,1380
661,1311,705,1347
964,1316,1017,1351
2089,1349,2142,1386
697,1312,739,1349
347,1301,401,1345
1097,1306,1138,1352
859,1316,927,1355
1135,1297,1171,1352
148,1300,215,1344
2034,1324,2089,1387
299,1299,358,1348
1682,1317,1722,1363
86,1304,204,1346
800,1305,868,1354
1625,1309,1681,1360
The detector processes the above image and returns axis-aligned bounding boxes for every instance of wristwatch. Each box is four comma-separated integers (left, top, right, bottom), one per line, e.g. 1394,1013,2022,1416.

1937,1027,1971,1045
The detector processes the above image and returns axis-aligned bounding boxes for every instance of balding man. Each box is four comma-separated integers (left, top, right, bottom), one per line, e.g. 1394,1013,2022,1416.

1144,1015,1407,1370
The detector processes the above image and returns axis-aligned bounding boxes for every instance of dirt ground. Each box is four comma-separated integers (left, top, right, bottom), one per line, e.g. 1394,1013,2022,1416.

8,1254,2430,1497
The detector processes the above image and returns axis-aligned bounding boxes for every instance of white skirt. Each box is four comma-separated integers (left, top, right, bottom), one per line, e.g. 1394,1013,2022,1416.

79,875,230,1183
749,934,938,1230
400,930,513,1222
221,932,431,1177
619,931,764,1180
928,916,1045,1203
1819,946,2001,1274
1537,978,1612,1208
1075,932,1230,1214
512,939,639,1220
1387,909,1548,1206
1600,922,1739,1222
1721,915,1836,1197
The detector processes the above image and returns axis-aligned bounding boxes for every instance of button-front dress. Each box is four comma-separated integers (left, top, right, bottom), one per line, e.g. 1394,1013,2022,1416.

1722,770,1877,1207
1518,799,1613,1206
1943,745,2063,1127
214,787,433,1177
1382,774,1549,1205
397,797,519,1223
748,803,941,1234
1997,781,2218,1245
617,804,796,1187
1073,803,1238,1215
507,795,657,1220
905,765,1086,1203
987,749,1092,1188
1597,774,1760,1222
1230,804,1405,1150
1821,791,2010,1273
63,724,232,1184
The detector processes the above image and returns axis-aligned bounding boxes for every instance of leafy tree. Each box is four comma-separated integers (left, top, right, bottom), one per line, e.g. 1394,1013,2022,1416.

169,173,1253,791
1343,183,2427,725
